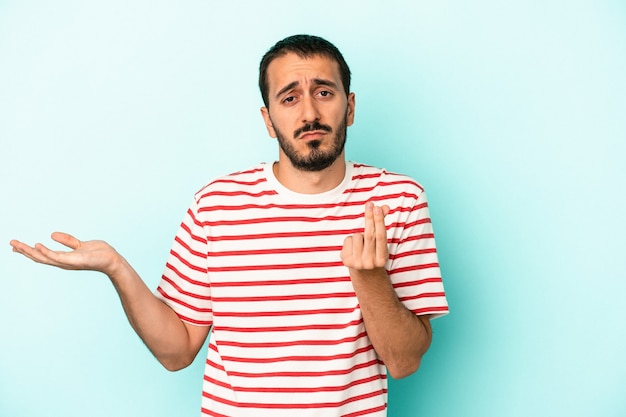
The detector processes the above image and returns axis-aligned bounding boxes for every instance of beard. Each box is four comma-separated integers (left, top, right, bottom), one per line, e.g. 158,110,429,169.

273,112,348,172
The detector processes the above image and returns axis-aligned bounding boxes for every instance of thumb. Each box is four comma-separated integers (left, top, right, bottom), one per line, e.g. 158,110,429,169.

51,232,82,250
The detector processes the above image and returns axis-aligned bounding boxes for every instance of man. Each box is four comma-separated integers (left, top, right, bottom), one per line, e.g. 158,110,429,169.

10,35,448,417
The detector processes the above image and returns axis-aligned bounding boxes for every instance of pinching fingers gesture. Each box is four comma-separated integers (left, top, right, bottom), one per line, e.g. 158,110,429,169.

341,202,390,271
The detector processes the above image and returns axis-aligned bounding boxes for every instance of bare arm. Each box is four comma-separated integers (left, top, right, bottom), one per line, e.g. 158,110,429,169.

341,203,432,379
10,232,209,371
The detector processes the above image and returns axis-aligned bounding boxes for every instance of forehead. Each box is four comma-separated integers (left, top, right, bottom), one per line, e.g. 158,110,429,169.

266,52,342,93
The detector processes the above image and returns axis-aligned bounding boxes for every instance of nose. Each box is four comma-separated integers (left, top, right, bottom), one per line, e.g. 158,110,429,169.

300,94,320,123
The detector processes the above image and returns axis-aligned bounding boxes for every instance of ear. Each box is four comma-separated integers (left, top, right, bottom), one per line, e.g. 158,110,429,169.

260,107,277,138
346,93,356,127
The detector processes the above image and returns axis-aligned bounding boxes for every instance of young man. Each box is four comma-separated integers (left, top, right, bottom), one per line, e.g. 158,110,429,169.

10,35,448,417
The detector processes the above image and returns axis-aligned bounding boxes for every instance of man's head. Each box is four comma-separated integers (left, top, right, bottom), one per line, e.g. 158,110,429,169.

259,34,351,109
258,35,356,173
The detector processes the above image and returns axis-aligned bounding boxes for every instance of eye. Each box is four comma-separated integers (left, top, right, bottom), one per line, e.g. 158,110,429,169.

282,96,296,104
318,90,332,97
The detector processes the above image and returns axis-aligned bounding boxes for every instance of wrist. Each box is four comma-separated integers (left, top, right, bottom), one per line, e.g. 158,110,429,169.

105,250,128,282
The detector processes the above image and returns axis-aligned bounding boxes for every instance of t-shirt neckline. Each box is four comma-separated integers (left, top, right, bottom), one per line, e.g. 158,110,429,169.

263,161,355,203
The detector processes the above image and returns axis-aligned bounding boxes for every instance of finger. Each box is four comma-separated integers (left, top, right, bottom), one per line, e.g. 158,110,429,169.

9,239,23,252
12,241,58,265
351,232,364,262
340,235,353,265
10,240,35,259
362,202,375,254
373,205,389,266
51,232,81,250
34,242,80,269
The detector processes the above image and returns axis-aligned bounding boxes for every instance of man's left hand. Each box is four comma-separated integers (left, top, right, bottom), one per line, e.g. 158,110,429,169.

341,202,390,271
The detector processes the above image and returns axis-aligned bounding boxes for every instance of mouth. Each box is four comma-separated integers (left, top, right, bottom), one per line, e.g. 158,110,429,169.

294,122,332,140
298,130,328,140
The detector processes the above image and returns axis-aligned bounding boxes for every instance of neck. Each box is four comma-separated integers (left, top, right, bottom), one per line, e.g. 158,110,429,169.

273,155,347,194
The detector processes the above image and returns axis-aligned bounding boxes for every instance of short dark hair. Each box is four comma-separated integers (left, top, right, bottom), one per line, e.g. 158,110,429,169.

259,34,351,108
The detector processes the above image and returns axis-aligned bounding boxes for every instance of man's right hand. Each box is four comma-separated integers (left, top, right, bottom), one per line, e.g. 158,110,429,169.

10,232,121,277
10,231,210,371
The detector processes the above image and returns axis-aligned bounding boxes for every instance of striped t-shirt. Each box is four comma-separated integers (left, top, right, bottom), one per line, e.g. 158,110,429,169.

156,161,448,417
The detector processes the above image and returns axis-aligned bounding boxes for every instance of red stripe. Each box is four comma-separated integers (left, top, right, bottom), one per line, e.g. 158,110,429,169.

156,286,212,314
214,320,363,335
351,163,373,169
164,262,210,287
210,177,267,186
392,233,435,245
170,249,207,273
199,200,367,212
202,388,386,409
391,202,428,214
344,190,419,201
389,248,437,260
207,260,343,272
345,179,423,194
342,404,388,417
208,245,340,257
405,218,432,228
174,235,205,258
393,277,443,288
197,193,423,212
230,166,265,176
207,228,358,241
413,306,449,315
180,220,206,244
390,262,440,274
216,332,368,349
219,345,375,364
199,189,278,199
399,291,447,302
196,167,265,199
207,356,383,378
156,294,212,326
213,307,357,317
202,213,363,227
351,172,382,180
204,374,383,394
184,207,203,229
200,407,230,417
210,275,349,288
211,291,355,303
159,275,211,301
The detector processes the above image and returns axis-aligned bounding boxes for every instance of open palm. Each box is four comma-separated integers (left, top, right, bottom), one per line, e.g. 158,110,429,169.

10,232,120,276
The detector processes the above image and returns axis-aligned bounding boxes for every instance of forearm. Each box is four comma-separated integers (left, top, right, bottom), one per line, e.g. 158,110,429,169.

107,255,200,371
351,268,432,379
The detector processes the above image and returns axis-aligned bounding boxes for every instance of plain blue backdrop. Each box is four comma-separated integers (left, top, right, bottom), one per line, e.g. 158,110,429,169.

1,1,625,416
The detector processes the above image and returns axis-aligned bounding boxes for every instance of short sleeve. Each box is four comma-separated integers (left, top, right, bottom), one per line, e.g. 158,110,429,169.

388,189,449,318
156,197,213,326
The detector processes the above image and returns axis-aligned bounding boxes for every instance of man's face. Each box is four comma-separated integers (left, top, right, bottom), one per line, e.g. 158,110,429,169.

260,53,355,172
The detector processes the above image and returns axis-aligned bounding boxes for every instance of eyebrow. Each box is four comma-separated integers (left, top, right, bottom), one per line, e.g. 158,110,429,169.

274,78,340,100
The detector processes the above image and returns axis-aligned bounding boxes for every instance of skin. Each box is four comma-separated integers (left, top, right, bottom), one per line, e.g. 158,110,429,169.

341,202,433,378
10,232,210,371
10,52,432,379
261,53,433,378
260,52,354,194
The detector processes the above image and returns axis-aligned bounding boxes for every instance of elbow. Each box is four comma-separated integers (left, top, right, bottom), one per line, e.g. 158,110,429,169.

158,355,194,372
161,362,188,372
386,357,422,380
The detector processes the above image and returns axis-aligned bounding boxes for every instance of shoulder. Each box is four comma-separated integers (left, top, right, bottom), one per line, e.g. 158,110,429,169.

350,162,426,196
193,163,271,202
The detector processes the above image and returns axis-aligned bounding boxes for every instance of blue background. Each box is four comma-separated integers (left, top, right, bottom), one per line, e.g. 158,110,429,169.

1,1,625,416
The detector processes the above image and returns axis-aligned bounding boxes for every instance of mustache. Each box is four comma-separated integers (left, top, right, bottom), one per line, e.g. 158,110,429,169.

294,122,332,139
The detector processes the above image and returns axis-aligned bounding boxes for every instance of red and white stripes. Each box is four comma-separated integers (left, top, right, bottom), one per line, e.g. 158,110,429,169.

157,162,448,416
